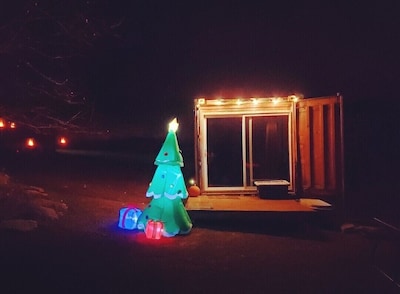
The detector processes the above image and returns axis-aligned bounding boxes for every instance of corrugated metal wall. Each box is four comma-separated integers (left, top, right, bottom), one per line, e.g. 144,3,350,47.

297,96,344,196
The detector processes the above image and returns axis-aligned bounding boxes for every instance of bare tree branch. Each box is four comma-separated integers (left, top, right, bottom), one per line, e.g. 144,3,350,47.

0,0,129,134
25,62,68,86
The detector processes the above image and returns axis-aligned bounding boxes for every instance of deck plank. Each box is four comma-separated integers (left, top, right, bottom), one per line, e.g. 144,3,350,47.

185,196,332,212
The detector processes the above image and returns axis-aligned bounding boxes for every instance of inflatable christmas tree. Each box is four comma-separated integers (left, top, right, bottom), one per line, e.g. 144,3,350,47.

137,118,192,237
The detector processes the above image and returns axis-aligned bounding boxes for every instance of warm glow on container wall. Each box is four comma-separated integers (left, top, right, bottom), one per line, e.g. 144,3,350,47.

196,95,302,107
272,98,280,105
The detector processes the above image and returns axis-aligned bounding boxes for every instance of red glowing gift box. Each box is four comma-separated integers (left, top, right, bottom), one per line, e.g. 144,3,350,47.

145,220,164,239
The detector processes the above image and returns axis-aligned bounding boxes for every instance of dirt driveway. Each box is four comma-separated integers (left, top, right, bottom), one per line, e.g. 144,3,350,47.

0,153,398,293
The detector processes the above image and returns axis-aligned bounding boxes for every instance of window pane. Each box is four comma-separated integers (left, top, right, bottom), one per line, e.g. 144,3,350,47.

207,117,243,187
251,116,289,181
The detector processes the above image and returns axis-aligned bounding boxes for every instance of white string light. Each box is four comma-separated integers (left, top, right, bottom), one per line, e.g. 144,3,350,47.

196,95,301,107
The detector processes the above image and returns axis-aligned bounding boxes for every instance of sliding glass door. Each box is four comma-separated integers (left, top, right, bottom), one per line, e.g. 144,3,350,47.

205,114,291,192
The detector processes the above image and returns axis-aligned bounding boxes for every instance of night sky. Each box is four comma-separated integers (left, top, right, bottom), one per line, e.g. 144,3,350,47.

86,2,400,113
1,1,400,139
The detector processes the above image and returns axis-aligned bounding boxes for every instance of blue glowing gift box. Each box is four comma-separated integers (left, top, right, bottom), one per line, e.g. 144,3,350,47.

118,207,142,230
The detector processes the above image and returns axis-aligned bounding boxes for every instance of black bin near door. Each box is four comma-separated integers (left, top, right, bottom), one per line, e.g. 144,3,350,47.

254,180,290,199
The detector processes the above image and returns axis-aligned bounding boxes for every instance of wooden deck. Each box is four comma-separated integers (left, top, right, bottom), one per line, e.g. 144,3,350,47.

185,195,332,212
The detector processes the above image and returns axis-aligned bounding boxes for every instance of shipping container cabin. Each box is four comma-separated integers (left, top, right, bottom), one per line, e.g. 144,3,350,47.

192,95,344,207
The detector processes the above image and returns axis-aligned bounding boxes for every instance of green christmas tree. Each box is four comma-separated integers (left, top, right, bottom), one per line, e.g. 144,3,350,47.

137,118,192,237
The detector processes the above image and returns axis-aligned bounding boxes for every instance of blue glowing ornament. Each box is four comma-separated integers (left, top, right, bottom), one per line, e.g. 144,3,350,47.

137,118,193,237
118,207,142,230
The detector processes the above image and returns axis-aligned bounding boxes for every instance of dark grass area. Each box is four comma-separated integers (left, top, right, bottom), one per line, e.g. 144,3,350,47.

0,135,196,182
1,145,400,292
1,216,399,293
1,138,399,228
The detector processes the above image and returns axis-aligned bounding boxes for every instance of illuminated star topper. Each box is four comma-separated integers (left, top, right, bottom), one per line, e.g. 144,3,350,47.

168,118,179,133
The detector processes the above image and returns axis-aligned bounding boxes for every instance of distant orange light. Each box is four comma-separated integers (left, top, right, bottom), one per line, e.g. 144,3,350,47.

10,122,16,129
59,136,67,145
26,138,36,148
0,119,4,128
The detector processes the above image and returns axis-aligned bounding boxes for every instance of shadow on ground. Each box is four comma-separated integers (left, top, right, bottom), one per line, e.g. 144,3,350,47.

189,210,340,241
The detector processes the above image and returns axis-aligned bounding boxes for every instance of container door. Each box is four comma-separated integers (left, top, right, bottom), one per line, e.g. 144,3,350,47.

296,95,344,199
